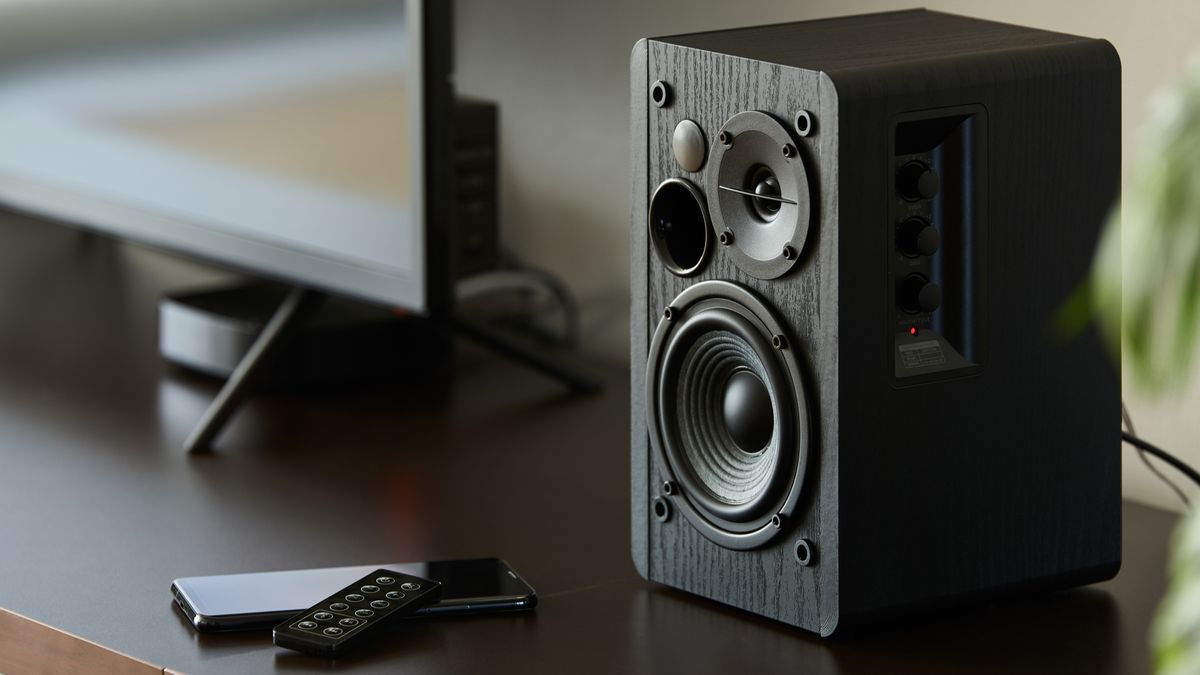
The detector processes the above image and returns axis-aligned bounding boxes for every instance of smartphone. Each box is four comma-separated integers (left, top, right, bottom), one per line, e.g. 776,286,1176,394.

171,558,536,632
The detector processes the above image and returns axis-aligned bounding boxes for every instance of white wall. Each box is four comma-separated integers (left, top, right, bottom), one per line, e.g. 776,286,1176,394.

455,0,1200,512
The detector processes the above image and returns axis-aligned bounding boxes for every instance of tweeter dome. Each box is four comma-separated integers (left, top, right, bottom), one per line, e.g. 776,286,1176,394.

706,111,812,279
631,10,1121,635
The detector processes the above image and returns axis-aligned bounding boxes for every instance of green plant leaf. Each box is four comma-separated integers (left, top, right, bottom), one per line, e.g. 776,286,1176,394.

1090,56,1200,392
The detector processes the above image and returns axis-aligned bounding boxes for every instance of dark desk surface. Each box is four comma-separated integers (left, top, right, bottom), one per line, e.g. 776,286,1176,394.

0,211,1177,674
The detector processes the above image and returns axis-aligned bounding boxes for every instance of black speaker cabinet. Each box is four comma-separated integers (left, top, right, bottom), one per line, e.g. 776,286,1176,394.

630,10,1121,636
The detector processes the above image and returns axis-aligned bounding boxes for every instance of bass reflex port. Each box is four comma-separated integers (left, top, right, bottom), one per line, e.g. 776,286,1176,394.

648,178,712,276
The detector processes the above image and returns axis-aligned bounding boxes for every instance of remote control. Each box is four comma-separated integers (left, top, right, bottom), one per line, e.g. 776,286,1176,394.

272,568,441,658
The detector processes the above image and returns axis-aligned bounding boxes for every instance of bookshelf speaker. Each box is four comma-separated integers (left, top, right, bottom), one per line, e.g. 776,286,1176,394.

630,10,1122,635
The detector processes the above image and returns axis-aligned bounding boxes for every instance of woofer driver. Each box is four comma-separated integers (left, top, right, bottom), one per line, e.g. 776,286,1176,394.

645,280,811,549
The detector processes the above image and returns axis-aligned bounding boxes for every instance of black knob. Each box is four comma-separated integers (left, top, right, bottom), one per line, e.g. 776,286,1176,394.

899,274,941,314
897,161,939,201
897,217,941,257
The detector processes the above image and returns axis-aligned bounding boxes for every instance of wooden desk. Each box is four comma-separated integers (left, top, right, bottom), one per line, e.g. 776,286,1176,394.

0,210,1176,674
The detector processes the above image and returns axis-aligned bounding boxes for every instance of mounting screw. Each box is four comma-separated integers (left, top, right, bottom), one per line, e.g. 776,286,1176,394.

782,244,797,261
662,480,677,496
771,514,784,529
772,334,788,350
718,229,734,246
718,130,733,146
794,539,815,566
650,80,671,108
653,497,672,522
794,110,814,137
663,306,676,321
782,143,796,158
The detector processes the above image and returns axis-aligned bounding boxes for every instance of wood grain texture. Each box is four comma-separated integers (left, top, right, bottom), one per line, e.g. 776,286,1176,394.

630,38,650,580
0,608,166,675
635,9,1122,635
634,39,842,634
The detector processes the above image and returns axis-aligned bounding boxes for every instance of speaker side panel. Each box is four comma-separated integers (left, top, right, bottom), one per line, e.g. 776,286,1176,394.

630,38,651,580
832,40,1123,621
641,41,841,634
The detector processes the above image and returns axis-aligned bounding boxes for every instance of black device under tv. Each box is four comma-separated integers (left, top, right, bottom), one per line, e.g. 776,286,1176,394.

630,10,1121,634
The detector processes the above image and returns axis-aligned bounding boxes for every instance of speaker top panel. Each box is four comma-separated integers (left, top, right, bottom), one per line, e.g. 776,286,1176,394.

655,9,1107,83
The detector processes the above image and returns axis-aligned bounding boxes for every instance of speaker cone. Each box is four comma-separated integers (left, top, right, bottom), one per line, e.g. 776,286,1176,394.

646,281,810,549
706,111,812,279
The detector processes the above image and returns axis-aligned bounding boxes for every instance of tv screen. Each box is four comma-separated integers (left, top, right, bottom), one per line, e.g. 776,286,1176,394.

0,0,439,311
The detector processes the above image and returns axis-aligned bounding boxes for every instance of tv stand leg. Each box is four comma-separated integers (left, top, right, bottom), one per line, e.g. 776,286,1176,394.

185,286,324,453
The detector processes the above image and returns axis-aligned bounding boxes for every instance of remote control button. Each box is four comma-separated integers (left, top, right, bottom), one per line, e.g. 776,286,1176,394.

354,609,375,618
385,591,405,600
313,612,333,621
369,600,389,609
329,602,349,611
323,627,344,636
400,582,420,591
376,576,395,585
345,594,365,602
360,585,380,594
339,618,361,627
297,621,318,630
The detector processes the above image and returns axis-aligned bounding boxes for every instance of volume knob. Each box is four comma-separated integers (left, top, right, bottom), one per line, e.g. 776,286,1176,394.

897,161,940,201
898,217,941,257
899,274,941,314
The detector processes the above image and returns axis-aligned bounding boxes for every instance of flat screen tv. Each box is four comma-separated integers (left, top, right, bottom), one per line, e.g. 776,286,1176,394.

0,0,453,314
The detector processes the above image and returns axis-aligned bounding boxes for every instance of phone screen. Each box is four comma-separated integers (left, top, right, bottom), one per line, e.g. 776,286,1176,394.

172,558,535,631
413,559,533,603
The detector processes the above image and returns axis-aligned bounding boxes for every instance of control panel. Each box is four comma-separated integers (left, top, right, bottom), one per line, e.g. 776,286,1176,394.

889,106,987,383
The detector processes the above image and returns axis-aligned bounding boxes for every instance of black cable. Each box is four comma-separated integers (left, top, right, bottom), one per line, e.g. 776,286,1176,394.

459,251,583,348
1122,431,1200,490
1122,402,1190,507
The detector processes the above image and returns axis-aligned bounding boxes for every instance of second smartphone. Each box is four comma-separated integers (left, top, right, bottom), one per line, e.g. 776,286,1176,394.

172,558,536,632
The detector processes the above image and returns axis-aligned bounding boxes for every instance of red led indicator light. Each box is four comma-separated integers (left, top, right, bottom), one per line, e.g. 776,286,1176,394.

909,327,919,336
